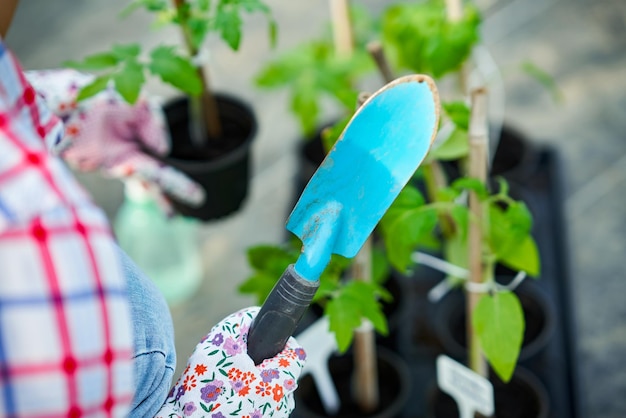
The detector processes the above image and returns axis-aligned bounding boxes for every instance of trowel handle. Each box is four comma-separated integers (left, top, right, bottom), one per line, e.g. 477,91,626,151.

247,264,319,365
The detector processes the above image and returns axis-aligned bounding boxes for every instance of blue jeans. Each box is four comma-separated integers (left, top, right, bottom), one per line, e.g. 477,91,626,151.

117,246,176,417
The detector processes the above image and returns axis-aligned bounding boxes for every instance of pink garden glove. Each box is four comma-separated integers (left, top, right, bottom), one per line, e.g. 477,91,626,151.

156,307,306,418
26,69,205,210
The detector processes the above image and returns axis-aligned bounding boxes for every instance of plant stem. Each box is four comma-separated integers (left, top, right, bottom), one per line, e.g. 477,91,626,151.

329,0,354,57
366,41,395,84
423,161,456,239
467,88,489,377
173,0,222,142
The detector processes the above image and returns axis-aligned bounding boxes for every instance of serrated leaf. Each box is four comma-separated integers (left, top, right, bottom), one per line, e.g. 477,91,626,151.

112,44,141,60
326,295,362,352
473,291,524,382
381,184,426,233
442,101,470,130
113,60,145,104
383,206,438,272
64,52,118,71
321,116,350,154
148,46,203,95
76,75,111,102
246,245,297,273
430,128,469,161
488,201,533,259
290,87,319,137
452,177,489,199
499,235,541,277
326,281,389,352
238,273,278,305
215,5,242,50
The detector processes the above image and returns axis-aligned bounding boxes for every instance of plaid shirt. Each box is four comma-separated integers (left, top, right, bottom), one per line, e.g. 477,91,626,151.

0,39,134,416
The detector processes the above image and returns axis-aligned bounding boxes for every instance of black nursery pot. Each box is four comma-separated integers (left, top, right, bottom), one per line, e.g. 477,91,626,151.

293,347,411,418
429,366,550,418
162,94,257,221
433,280,556,362
490,125,540,183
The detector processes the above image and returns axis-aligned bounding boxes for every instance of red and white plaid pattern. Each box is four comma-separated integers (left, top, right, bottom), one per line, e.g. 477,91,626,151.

0,40,134,416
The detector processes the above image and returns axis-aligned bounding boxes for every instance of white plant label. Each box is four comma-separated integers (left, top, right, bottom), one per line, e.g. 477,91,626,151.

437,355,494,418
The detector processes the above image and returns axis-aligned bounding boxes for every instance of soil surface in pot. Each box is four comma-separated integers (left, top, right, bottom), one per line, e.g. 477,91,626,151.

431,369,547,418
296,348,409,418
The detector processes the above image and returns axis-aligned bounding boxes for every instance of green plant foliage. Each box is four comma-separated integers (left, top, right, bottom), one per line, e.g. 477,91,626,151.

76,75,112,102
382,0,481,78
255,39,371,136
487,200,540,276
320,115,351,153
254,3,376,137
148,46,203,95
325,281,391,352
122,0,276,52
67,43,202,103
428,128,468,161
380,186,439,272
442,101,470,130
472,290,524,382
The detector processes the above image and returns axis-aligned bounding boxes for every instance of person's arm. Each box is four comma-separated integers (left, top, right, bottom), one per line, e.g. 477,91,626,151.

0,37,135,416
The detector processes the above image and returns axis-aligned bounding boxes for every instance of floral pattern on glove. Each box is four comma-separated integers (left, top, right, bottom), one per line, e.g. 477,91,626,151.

156,307,306,418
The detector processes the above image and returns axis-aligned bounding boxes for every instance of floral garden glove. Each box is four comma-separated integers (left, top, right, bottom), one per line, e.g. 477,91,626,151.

156,307,306,418
26,69,205,210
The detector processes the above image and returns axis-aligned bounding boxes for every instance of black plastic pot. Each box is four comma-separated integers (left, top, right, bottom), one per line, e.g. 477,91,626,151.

293,347,411,418
429,366,550,418
432,280,556,363
490,125,540,183
163,94,257,221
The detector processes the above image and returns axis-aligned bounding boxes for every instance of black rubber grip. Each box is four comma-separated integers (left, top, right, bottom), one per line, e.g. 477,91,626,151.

247,264,319,365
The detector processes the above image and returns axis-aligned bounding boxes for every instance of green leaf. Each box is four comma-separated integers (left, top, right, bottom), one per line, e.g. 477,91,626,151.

64,52,118,71
488,201,533,260
381,185,426,232
113,60,145,104
429,128,469,161
326,281,389,352
76,75,111,102
326,294,362,352
499,235,541,277
442,101,470,130
383,206,438,272
215,4,242,50
246,244,297,272
371,245,390,285
382,1,481,78
112,44,141,60
238,273,278,305
472,291,524,382
148,46,203,95
290,86,320,137
452,177,489,199
320,116,350,154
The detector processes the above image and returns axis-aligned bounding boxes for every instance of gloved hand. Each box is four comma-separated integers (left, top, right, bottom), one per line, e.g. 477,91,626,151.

156,307,306,418
26,69,205,211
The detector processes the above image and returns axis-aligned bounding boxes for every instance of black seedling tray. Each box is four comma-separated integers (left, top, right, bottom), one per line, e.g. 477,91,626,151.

392,146,583,418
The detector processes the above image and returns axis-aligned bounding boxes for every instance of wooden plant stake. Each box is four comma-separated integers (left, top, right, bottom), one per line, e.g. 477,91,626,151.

350,91,379,413
367,41,395,84
173,0,222,142
467,88,489,377
329,0,354,56
445,0,469,95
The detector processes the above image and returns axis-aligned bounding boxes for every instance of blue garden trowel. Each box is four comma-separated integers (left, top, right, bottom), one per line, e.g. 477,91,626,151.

247,75,440,364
